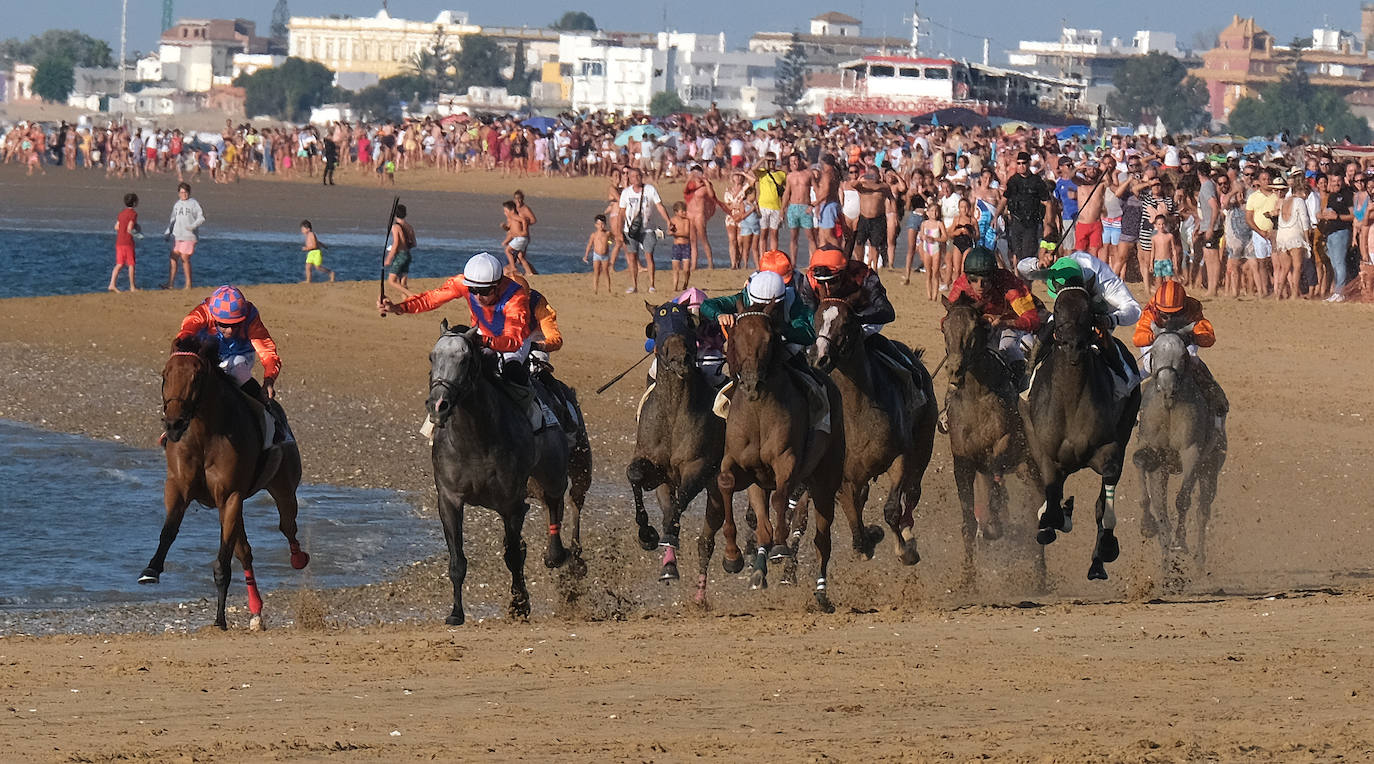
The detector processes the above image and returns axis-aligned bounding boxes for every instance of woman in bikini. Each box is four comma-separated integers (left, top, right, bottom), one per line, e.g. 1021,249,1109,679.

915,202,947,300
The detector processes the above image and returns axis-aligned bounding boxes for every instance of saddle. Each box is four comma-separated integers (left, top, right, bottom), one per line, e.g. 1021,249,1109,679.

712,366,831,434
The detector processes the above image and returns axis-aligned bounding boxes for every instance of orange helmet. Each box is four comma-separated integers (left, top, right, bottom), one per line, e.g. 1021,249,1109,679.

1154,281,1186,313
760,250,793,282
808,246,848,280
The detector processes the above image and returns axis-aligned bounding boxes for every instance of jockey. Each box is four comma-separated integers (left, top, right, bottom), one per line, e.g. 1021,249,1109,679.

798,245,912,372
645,287,727,386
1020,253,1142,393
175,284,291,444
1133,281,1228,421
700,269,817,349
760,248,805,291
947,245,1042,389
378,251,533,385
506,270,562,364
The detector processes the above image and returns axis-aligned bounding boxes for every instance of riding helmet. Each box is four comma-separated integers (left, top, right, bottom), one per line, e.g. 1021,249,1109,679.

1044,256,1085,299
462,252,503,288
746,271,787,304
808,246,847,281
208,285,248,324
760,250,793,283
1154,281,1186,313
963,246,997,277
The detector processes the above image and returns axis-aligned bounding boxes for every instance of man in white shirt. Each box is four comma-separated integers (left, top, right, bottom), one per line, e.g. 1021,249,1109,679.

619,168,671,294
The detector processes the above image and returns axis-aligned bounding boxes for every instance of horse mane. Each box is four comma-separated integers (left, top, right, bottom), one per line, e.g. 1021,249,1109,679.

170,333,220,367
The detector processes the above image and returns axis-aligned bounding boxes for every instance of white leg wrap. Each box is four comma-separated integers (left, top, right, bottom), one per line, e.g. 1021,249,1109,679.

815,577,827,591
1102,485,1117,530
1037,500,1048,520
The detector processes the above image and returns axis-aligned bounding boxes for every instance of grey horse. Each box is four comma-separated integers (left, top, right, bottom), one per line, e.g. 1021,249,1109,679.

1133,325,1227,577
427,321,588,625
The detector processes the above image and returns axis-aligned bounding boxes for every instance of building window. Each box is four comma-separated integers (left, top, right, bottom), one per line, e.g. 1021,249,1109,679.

924,67,950,79
689,84,713,100
869,65,895,77
580,60,604,77
899,67,922,78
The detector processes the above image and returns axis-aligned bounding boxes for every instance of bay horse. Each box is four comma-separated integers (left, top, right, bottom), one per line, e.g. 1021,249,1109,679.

941,295,1041,582
627,300,729,583
428,321,588,625
1021,286,1140,581
708,299,847,611
1133,325,1227,578
812,296,933,566
141,335,309,631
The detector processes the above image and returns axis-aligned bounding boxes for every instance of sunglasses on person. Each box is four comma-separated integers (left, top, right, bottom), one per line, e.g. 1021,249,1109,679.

469,284,497,296
214,321,240,331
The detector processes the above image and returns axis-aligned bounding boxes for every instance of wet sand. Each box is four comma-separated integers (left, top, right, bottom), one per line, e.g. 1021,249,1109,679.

3,167,1374,760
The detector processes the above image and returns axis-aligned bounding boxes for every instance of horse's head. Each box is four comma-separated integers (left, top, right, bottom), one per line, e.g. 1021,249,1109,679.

1050,286,1094,365
161,335,218,442
646,300,697,379
812,297,860,373
1149,323,1195,401
428,320,482,426
941,294,989,383
726,298,781,401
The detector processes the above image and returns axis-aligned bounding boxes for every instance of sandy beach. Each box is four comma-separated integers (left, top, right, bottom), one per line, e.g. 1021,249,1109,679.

2,166,1374,761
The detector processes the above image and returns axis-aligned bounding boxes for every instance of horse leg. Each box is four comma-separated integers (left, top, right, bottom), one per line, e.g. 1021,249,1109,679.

231,519,264,631
1089,448,1126,580
140,488,192,584
542,487,568,571
503,502,532,620
696,482,727,603
811,489,837,614
1134,448,1160,541
565,438,592,578
717,466,746,574
436,484,468,625
213,494,244,630
1036,472,1069,545
1173,445,1203,559
663,465,709,582
953,457,978,587
780,488,810,585
266,479,309,570
628,458,662,551
1195,457,1220,574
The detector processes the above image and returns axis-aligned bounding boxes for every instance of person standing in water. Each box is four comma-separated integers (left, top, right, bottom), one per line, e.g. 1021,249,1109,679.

300,220,335,283
162,182,204,290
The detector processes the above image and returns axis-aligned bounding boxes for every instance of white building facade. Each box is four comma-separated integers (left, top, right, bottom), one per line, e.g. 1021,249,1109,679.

288,10,479,78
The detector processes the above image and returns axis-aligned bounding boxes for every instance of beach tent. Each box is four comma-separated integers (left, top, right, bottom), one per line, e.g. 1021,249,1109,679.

1055,124,1093,139
521,116,558,131
1244,137,1279,154
911,107,989,128
614,124,667,146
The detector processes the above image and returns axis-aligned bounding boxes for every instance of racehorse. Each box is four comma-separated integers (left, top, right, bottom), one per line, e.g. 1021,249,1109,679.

812,297,932,566
1021,286,1141,581
709,299,847,611
941,295,1041,581
627,301,728,583
141,335,309,631
1133,324,1227,578
427,321,589,625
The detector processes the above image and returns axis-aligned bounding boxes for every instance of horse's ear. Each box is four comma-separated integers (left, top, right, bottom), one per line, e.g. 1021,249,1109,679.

463,325,479,342
734,295,746,314
1179,321,1197,335
198,334,220,364
940,294,951,309
644,300,657,317
1150,321,1162,335
440,317,450,334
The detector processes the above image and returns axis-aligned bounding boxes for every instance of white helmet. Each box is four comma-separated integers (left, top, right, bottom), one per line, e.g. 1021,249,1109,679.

746,270,786,304
463,252,503,288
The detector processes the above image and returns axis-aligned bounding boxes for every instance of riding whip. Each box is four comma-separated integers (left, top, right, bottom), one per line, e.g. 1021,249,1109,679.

379,195,400,314
596,352,653,394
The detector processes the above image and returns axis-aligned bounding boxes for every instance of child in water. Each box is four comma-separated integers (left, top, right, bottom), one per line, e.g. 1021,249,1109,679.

300,220,335,283
582,213,614,295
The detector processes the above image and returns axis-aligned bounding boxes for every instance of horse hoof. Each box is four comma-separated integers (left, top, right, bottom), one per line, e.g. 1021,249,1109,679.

723,554,746,574
544,547,568,569
1139,511,1158,538
768,544,793,561
248,615,264,632
979,519,1003,541
862,525,885,558
138,569,160,584
749,569,768,590
509,598,531,620
779,559,798,585
659,561,680,582
898,539,920,566
1087,560,1108,581
290,550,310,570
814,590,836,613
660,534,680,550
637,525,661,551
567,555,588,579
1036,527,1058,546
1098,531,1121,563
445,612,466,626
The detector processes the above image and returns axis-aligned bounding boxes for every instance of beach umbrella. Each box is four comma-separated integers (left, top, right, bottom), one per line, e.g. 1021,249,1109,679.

1055,124,1093,139
752,117,780,130
614,124,667,146
1244,137,1276,154
522,116,558,131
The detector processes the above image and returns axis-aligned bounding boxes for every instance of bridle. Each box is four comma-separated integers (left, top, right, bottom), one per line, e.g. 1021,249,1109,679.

429,333,480,411
161,351,205,421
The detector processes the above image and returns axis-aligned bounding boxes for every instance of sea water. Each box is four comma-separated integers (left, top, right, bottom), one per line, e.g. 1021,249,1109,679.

0,224,591,298
0,419,437,612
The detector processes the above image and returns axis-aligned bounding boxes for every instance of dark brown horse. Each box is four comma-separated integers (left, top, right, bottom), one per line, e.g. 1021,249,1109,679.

627,301,728,584
428,321,589,625
709,300,847,611
812,297,933,566
140,335,309,630
941,296,1041,582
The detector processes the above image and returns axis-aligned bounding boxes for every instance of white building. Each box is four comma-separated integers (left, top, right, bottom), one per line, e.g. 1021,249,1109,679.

560,32,780,116
160,18,270,92
232,53,286,79
288,9,480,78
115,87,198,115
136,53,162,82
810,11,861,37
1,63,37,102
1007,27,1187,106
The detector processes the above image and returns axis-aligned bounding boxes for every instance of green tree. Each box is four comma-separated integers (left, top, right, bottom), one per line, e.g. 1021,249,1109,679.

1226,69,1371,143
507,39,531,97
650,90,685,117
550,11,597,31
271,0,291,40
234,57,335,121
773,33,808,112
0,29,112,67
454,34,507,91
406,28,457,97
32,54,75,102
1107,51,1208,131
349,83,402,121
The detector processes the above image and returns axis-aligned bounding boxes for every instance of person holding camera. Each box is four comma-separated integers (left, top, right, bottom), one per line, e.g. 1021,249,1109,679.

619,168,671,294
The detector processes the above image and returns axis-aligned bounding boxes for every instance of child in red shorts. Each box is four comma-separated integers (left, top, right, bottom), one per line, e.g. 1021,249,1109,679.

109,193,140,291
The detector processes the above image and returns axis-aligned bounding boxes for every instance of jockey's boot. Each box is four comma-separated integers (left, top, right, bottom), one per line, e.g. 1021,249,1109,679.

1009,359,1029,393
1190,358,1229,429
267,400,294,445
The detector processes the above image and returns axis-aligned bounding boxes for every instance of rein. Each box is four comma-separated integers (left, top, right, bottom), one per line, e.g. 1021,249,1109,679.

161,352,205,419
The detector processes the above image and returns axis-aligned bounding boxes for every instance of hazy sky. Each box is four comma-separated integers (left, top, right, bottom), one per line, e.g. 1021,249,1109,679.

12,0,1364,64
